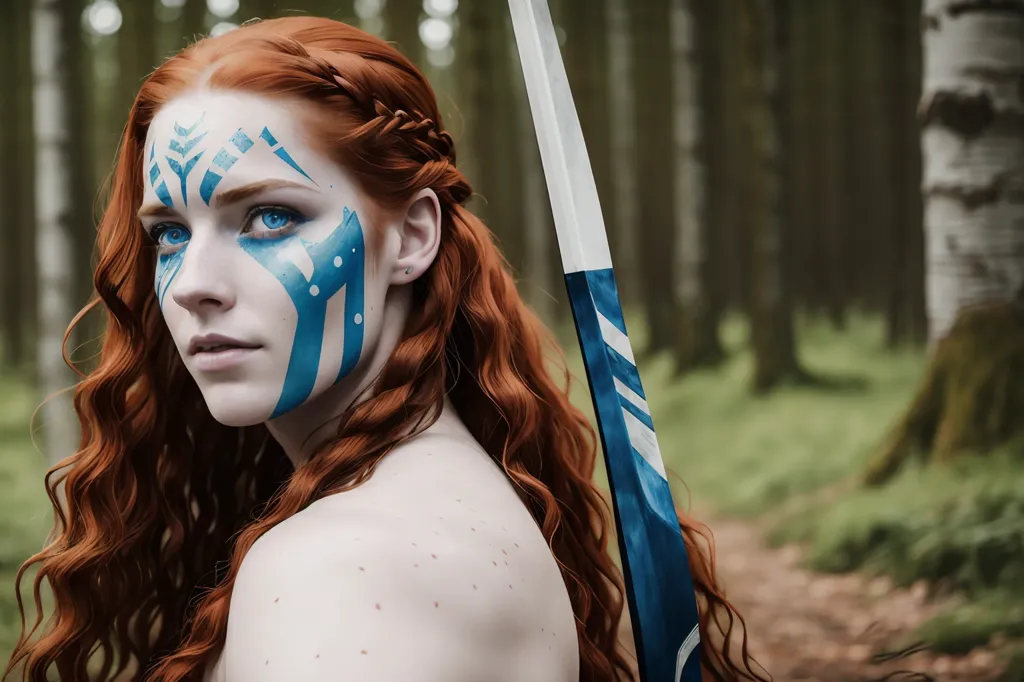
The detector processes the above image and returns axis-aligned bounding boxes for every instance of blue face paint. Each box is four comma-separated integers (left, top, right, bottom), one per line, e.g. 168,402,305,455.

259,126,317,185
148,142,174,208
165,116,207,207
199,128,254,205
238,207,365,418
154,227,190,307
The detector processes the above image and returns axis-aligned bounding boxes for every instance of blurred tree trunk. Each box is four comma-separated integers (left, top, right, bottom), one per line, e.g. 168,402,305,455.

119,0,157,117
65,0,96,366
605,0,640,305
631,0,678,356
717,0,748,314
671,0,723,374
865,0,1024,485
846,0,885,312
383,0,423,68
182,0,208,44
810,0,849,329
885,0,928,347
741,0,803,392
244,0,278,20
0,0,28,367
33,0,79,464
783,0,814,315
463,2,523,276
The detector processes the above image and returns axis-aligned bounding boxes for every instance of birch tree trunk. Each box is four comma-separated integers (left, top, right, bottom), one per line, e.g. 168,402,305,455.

671,0,723,374
33,0,78,466
865,0,1024,484
606,0,640,304
741,0,803,392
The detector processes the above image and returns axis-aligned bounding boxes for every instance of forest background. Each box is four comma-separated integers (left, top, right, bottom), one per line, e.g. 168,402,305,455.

0,0,1022,680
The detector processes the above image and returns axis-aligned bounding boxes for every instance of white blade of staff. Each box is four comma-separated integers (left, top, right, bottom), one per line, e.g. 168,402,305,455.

507,1,702,680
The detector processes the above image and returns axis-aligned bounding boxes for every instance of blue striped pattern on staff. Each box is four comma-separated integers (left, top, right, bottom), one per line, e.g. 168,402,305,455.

565,268,701,682
507,0,703,679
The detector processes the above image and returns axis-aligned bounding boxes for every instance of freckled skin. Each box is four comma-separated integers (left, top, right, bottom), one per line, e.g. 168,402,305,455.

205,404,579,682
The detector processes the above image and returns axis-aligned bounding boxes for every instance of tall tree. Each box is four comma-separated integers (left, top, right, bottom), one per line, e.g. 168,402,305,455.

383,0,423,68
631,0,678,356
0,0,27,366
605,0,640,305
33,0,79,464
182,0,208,45
65,0,97,364
740,0,803,392
119,0,158,117
782,0,815,312
462,3,523,276
865,0,1024,484
810,0,850,328
671,0,723,373
884,0,927,347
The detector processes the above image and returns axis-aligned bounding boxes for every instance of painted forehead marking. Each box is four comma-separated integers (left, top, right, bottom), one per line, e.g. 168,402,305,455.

165,115,207,207
145,110,318,208
148,142,174,208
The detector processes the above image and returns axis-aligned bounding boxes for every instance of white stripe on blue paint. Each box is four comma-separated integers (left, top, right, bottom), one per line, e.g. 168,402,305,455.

621,406,667,479
597,311,635,364
614,376,650,415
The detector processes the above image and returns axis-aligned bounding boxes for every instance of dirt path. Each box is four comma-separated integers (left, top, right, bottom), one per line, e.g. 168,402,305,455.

616,514,1009,681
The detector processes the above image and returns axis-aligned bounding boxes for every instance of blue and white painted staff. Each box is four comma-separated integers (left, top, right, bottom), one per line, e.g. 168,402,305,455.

507,1,702,680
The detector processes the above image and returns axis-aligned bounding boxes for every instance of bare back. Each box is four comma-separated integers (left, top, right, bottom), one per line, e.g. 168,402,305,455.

204,404,579,681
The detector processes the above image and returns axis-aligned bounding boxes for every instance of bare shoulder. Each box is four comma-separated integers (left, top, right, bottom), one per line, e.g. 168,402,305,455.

221,428,579,682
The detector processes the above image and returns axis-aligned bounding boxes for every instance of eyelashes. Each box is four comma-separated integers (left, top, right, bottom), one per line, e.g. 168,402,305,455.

147,204,308,252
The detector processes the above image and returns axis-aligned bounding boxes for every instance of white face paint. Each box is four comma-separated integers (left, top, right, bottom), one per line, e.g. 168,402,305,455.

140,90,388,427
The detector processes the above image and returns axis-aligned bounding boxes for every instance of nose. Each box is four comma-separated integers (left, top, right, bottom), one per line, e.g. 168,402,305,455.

169,243,237,314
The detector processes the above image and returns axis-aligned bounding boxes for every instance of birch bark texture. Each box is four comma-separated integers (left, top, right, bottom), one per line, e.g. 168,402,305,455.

921,0,1024,344
32,0,78,466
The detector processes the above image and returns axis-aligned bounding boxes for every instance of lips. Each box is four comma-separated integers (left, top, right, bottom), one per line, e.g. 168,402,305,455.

188,333,262,356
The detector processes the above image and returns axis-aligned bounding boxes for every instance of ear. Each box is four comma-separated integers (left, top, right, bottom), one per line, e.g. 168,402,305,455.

391,188,442,285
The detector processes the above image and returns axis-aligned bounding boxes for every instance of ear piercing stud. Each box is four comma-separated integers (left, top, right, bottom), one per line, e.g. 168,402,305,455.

405,266,413,275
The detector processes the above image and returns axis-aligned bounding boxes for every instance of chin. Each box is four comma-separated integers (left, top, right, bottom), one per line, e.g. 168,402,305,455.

199,384,277,426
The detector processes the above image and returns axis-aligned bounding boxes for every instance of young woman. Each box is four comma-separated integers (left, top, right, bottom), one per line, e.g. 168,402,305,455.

4,16,768,682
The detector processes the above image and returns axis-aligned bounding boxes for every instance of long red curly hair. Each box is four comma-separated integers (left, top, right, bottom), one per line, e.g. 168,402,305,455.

3,16,768,682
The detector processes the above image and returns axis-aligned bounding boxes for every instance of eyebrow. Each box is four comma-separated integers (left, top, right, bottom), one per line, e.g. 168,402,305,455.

136,179,317,220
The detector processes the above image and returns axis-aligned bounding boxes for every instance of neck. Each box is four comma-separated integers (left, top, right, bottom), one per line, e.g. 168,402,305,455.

265,286,411,468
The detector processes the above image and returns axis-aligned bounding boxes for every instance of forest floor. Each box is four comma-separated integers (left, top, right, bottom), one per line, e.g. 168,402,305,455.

616,510,1013,682
581,316,1024,682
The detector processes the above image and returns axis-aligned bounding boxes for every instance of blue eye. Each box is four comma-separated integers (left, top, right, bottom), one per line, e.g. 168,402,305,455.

152,224,191,249
261,209,292,230
244,206,305,238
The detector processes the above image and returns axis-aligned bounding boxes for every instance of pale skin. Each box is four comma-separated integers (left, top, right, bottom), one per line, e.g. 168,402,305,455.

139,90,580,681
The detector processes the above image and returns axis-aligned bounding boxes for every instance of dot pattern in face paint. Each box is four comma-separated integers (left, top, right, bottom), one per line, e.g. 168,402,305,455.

238,207,366,418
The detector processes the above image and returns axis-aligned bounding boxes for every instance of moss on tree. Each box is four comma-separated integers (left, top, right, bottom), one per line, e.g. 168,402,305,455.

864,302,1024,485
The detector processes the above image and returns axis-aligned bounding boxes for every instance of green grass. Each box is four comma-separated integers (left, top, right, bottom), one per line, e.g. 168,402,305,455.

0,369,54,663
